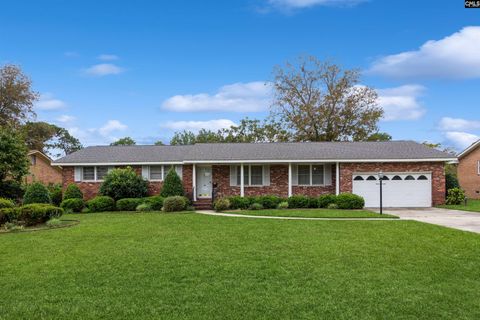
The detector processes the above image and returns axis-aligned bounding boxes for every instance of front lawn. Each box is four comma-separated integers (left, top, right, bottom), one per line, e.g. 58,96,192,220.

439,199,480,213
223,208,398,219
1,212,480,319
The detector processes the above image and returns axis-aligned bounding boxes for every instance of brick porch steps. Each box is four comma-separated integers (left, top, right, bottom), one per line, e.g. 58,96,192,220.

193,198,213,210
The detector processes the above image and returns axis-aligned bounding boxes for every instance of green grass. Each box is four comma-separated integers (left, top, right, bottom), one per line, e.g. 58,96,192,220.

1,212,480,319
223,208,398,219
439,199,480,213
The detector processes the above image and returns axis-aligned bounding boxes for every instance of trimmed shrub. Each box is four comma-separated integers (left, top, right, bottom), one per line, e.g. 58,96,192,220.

335,193,365,209
23,182,51,205
0,198,15,209
100,167,148,200
288,195,310,208
227,196,251,210
86,196,115,212
307,197,319,208
163,196,187,212
445,188,466,205
445,172,459,194
64,184,83,200
277,201,289,209
17,204,63,226
327,203,339,209
48,184,63,206
249,203,263,210
256,195,282,209
160,168,184,198
143,196,164,211
116,198,144,211
214,198,230,212
0,207,18,224
0,180,25,201
60,198,85,213
318,194,337,208
136,203,152,212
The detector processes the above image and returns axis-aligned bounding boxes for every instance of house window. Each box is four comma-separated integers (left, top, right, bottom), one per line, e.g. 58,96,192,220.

234,165,264,186
297,164,325,186
82,167,95,180
96,167,109,180
81,166,112,181
149,166,163,180
30,155,36,165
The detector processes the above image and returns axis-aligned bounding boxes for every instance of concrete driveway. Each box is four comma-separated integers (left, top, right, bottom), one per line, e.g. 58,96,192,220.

377,207,480,234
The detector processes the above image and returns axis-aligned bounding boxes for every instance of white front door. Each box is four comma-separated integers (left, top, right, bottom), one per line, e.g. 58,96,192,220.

196,166,212,198
352,173,432,208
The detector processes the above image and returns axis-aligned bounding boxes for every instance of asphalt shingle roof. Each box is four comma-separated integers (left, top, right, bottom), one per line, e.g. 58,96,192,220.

54,141,456,164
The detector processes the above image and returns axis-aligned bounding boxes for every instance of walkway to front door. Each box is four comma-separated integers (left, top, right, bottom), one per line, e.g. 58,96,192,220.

196,166,212,199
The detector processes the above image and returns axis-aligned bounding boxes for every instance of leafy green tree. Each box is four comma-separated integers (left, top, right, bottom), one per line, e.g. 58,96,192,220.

366,132,392,141
154,140,164,145
110,137,136,146
0,129,29,182
221,118,290,143
170,130,201,145
100,167,148,200
0,64,39,128
160,168,184,197
270,56,383,141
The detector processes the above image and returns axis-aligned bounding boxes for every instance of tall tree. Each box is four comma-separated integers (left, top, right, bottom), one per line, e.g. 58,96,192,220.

0,64,39,128
0,129,29,182
270,56,383,142
49,127,83,157
110,137,136,146
366,132,392,141
221,118,290,143
154,140,164,146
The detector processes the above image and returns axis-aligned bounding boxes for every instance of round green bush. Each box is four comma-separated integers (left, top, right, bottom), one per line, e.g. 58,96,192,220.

335,193,365,209
86,196,115,212
307,197,319,208
256,195,282,209
64,184,83,200
318,194,337,208
445,188,466,205
136,203,152,212
60,198,85,213
0,180,25,201
227,196,251,210
214,198,230,212
0,207,18,224
249,202,264,210
48,185,63,206
277,201,289,209
143,196,164,211
100,167,148,200
23,182,51,205
0,197,15,209
163,196,187,212
287,195,309,208
17,204,63,226
116,198,144,211
160,168,184,198
445,172,459,194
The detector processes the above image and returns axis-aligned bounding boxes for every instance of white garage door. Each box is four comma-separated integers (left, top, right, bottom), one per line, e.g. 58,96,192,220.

352,173,432,208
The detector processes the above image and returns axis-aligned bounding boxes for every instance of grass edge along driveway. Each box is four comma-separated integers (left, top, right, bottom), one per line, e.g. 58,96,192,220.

221,208,398,219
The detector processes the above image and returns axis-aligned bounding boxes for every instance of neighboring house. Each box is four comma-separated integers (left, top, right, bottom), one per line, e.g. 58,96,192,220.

53,141,456,208
25,150,63,185
457,140,480,199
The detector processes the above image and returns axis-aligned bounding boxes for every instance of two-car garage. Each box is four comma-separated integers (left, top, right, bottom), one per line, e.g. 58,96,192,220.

352,172,432,208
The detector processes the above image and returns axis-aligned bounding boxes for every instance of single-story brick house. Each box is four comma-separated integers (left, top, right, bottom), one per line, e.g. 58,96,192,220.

53,141,456,208
25,150,63,185
457,139,480,199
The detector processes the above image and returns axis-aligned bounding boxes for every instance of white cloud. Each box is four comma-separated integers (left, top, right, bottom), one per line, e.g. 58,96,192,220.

97,54,119,61
438,117,480,131
84,63,124,76
444,131,480,150
162,119,236,132
162,81,270,112
267,0,365,9
377,85,426,121
369,26,480,79
98,120,128,136
56,115,76,123
35,93,66,110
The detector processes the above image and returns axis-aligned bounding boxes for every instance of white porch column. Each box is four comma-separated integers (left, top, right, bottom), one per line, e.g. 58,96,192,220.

240,163,245,197
192,164,196,202
335,162,340,195
288,163,292,197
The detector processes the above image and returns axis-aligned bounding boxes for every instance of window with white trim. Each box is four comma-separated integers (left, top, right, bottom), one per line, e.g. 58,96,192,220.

234,165,264,186
81,166,112,181
297,164,325,186
148,165,177,181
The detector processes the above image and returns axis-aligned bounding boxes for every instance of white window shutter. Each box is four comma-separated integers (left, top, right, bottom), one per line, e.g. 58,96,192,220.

74,167,82,182
230,165,237,186
324,164,332,185
175,165,183,180
291,165,298,186
141,166,150,180
263,165,270,186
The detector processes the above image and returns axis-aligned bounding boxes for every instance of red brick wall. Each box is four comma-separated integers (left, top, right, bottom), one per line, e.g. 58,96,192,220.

25,154,63,185
339,162,446,206
458,148,480,199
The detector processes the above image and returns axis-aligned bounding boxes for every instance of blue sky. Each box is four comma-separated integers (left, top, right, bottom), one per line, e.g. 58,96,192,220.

1,0,479,150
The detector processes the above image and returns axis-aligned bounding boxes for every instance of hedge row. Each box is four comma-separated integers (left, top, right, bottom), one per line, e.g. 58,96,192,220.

216,193,364,211
0,204,63,226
